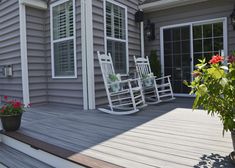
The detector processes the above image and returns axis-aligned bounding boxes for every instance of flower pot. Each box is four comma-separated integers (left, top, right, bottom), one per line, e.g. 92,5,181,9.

143,78,153,87
0,113,22,131
110,83,120,92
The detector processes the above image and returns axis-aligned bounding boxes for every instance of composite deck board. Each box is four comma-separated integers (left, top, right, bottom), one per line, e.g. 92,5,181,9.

6,98,234,168
0,143,52,168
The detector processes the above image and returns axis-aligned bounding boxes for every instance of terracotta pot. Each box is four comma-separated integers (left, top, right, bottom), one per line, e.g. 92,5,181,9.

0,113,22,131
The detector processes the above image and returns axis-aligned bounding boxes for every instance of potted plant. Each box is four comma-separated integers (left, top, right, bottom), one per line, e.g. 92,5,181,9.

0,96,28,131
184,52,235,159
142,73,154,87
108,74,121,92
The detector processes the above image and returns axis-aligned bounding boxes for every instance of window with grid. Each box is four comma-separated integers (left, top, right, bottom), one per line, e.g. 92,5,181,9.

106,1,127,74
51,0,76,77
193,22,224,66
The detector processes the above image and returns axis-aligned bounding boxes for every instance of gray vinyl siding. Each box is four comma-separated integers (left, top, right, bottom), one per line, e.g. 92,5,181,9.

26,7,48,105
93,0,141,106
144,0,235,60
45,0,83,107
0,0,22,101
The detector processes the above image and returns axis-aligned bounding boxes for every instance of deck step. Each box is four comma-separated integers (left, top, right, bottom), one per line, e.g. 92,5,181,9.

0,131,122,168
0,142,52,168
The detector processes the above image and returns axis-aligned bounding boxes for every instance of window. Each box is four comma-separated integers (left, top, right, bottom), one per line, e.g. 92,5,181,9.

161,18,226,94
105,1,128,74
51,0,76,78
193,22,224,65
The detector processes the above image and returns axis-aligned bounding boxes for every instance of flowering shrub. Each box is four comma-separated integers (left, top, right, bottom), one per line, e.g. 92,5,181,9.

0,96,28,116
185,52,235,133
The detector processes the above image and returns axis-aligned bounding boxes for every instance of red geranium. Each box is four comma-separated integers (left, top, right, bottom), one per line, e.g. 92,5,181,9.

0,96,28,116
209,55,223,64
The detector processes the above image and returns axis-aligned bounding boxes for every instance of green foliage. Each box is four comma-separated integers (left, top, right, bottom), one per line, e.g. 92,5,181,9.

149,50,161,77
108,74,120,82
185,55,235,133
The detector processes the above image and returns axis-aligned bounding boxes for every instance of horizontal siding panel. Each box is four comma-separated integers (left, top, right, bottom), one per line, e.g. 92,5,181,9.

45,0,83,107
26,7,48,104
0,0,21,100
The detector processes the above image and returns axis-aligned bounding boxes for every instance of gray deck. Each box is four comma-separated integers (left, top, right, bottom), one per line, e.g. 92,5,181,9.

11,98,234,167
0,143,52,168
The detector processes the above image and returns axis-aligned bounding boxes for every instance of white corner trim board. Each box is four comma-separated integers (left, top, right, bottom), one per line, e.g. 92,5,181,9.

19,0,47,10
139,0,208,12
19,3,30,106
81,0,95,110
85,0,95,110
81,0,88,110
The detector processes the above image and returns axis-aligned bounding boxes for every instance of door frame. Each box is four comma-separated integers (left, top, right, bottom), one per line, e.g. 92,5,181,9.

160,17,228,96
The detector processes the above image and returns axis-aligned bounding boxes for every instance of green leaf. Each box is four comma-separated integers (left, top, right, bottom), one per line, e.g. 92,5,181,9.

207,67,224,79
198,84,207,96
220,78,228,87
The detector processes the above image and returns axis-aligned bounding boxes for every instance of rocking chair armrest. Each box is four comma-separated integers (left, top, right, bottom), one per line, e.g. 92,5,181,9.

155,75,171,81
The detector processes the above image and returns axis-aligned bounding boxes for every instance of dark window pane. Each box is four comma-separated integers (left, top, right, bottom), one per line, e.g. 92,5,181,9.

214,37,223,51
173,54,181,67
181,26,190,40
204,39,212,52
164,68,172,76
173,42,181,54
213,22,223,37
107,40,126,74
182,54,191,66
173,28,180,41
182,40,190,53
193,25,202,39
164,29,172,42
203,24,212,38
173,81,181,93
164,42,172,55
204,52,213,62
193,40,202,52
54,39,74,76
164,55,172,67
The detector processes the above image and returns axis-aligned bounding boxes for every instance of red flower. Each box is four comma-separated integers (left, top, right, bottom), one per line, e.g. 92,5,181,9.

228,55,235,64
1,106,5,113
13,101,22,109
3,96,8,100
209,55,223,64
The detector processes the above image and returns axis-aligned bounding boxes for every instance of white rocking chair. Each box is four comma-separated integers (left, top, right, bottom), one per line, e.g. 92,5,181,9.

134,56,175,104
97,51,147,115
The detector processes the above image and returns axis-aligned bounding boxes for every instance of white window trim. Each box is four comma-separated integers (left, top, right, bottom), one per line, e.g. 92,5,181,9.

160,17,228,82
50,0,77,79
103,0,129,75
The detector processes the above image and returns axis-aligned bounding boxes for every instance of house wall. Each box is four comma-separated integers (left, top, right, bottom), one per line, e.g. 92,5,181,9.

93,0,141,106
26,7,48,105
0,0,22,101
44,0,83,107
144,0,235,60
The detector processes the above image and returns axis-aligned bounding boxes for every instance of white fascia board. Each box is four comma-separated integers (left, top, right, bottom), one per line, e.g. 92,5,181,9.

139,0,208,12
19,0,47,10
